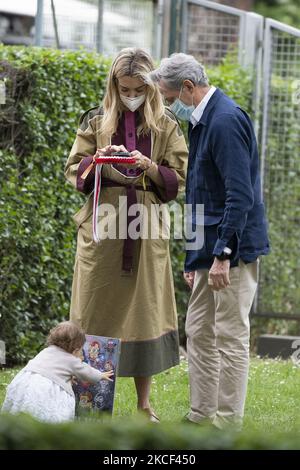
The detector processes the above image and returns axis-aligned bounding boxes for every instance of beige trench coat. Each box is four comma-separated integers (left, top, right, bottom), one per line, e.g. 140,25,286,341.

65,107,188,376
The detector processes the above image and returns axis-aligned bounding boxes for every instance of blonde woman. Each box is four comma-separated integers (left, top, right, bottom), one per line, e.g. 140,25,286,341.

65,48,188,421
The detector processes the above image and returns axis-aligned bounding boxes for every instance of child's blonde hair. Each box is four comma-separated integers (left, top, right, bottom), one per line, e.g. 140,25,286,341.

46,321,85,354
101,47,165,138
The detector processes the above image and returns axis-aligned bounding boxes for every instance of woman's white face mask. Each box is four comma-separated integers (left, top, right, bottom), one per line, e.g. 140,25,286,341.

120,94,146,112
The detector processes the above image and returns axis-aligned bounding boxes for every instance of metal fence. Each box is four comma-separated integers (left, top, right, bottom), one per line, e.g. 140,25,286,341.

180,0,300,319
181,0,263,67
259,19,300,319
181,0,263,133
182,0,242,65
39,0,155,56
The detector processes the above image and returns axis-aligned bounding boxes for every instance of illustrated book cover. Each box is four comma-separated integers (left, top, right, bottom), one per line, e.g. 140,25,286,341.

72,335,121,417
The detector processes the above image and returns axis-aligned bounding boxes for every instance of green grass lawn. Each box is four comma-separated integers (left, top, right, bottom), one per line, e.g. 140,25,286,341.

1,356,298,434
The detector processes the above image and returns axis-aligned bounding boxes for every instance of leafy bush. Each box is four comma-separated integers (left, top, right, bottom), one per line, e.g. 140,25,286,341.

0,413,299,450
0,46,110,363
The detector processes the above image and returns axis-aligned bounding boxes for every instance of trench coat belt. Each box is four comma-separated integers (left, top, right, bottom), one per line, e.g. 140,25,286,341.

101,178,153,273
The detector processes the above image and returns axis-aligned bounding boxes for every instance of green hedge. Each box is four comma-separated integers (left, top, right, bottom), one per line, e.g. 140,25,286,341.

0,413,299,450
0,46,253,363
0,46,110,363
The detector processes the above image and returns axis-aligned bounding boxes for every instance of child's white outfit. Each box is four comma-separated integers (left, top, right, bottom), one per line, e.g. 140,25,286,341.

1,345,103,423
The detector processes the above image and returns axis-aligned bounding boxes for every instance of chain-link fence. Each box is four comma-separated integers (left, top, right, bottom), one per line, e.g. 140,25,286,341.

259,19,300,318
182,0,242,65
181,0,263,68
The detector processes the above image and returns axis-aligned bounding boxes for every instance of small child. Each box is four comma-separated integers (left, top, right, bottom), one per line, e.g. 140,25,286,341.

1,321,114,423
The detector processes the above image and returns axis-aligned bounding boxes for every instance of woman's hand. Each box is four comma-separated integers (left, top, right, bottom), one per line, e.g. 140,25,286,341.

101,144,137,168
130,150,152,170
93,145,128,162
93,145,111,160
103,146,155,173
100,369,114,382
108,147,153,170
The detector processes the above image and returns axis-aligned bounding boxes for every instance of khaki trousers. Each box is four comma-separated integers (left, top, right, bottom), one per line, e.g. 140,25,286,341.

185,259,259,428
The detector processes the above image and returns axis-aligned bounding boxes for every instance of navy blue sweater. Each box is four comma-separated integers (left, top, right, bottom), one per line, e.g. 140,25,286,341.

185,88,270,271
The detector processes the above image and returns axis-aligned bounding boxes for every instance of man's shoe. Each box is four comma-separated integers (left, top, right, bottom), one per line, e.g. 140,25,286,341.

181,413,198,424
182,413,214,427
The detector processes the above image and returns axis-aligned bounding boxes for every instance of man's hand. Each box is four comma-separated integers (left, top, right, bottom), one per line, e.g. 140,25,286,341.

208,258,230,291
183,271,195,289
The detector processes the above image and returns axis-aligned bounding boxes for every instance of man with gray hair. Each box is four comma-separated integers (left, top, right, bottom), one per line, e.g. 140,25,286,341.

151,53,269,429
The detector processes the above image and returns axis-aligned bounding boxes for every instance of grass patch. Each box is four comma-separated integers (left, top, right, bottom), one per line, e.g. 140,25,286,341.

1,357,299,434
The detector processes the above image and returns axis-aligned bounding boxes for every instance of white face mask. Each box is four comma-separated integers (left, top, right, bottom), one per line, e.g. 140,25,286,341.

120,94,146,112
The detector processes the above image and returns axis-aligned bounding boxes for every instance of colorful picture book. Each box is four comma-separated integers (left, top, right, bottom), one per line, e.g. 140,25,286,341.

72,335,121,417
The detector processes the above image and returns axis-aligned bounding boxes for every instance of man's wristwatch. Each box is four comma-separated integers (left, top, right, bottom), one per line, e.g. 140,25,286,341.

216,246,232,261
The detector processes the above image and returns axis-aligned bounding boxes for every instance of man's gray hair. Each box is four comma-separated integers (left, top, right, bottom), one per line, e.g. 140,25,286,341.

150,53,209,90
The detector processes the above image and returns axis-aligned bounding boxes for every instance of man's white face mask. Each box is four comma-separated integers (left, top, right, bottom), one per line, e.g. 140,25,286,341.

120,94,146,112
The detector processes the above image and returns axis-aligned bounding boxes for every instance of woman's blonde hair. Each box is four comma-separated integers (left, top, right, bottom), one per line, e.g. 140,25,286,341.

101,48,165,138
47,321,85,354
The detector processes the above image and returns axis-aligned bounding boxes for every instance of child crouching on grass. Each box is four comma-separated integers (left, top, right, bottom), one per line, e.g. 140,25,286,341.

1,321,113,423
